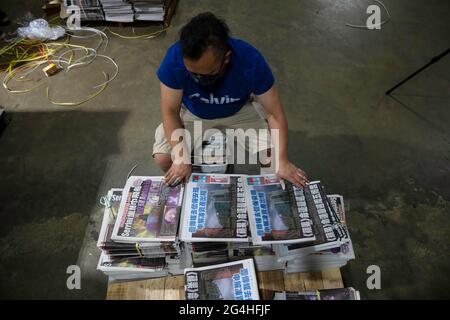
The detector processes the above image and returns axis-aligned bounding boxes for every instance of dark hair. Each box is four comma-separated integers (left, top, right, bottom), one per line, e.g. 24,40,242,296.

180,12,230,60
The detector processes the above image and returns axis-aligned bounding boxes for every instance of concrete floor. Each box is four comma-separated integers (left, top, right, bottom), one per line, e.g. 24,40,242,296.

0,0,449,299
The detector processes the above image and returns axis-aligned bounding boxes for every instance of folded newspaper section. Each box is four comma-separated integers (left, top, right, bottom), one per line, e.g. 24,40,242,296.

180,174,248,242
97,177,187,280
112,176,184,243
184,259,259,300
274,287,360,300
245,175,316,245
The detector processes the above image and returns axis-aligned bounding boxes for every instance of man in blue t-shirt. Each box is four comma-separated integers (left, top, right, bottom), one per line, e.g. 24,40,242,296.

153,12,308,188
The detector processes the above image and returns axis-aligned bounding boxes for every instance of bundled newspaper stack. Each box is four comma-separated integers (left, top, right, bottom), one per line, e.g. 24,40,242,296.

63,0,175,23
64,0,105,20
244,175,318,246
130,0,169,21
97,176,187,280
97,172,355,286
179,174,249,243
179,174,249,267
263,179,355,272
179,174,285,272
244,175,352,272
100,0,134,22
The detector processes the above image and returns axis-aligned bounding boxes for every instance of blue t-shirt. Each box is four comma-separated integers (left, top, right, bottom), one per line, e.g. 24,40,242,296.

157,38,274,119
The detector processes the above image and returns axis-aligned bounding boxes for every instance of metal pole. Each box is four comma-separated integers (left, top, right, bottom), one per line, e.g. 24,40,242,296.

386,48,450,95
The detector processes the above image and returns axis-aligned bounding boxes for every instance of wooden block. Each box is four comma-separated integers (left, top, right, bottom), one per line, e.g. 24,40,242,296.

256,271,285,292
164,275,185,300
284,272,307,292
320,268,344,289
143,277,166,300
259,289,275,300
300,272,325,291
106,281,129,300
107,277,166,300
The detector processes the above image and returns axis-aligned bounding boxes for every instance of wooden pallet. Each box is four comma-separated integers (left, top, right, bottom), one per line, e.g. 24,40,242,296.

106,268,343,300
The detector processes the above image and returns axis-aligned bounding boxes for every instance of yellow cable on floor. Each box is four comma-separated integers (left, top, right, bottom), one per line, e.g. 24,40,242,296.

105,25,169,39
1,25,120,106
46,72,109,106
2,61,46,93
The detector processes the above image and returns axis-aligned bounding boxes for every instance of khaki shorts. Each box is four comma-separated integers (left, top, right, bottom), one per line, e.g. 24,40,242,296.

152,99,272,157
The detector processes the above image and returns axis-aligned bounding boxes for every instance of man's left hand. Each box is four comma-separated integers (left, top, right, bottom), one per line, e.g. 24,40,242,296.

277,160,309,188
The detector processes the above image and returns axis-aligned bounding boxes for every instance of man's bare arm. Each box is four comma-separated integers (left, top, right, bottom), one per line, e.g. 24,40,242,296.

256,85,309,187
160,82,183,149
160,82,192,185
256,86,289,163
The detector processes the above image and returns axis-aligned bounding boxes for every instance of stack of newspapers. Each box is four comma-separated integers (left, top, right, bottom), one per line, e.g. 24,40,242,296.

97,176,186,280
242,175,354,271
270,189,355,273
100,0,134,22
179,174,249,268
64,0,173,22
179,174,285,272
96,173,355,288
64,0,105,20
130,0,168,21
244,175,354,272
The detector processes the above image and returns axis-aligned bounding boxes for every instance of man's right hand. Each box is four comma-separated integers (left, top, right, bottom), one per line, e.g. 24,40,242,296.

164,162,192,186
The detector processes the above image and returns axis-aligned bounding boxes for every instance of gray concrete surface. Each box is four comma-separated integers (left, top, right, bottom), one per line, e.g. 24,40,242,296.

0,0,449,299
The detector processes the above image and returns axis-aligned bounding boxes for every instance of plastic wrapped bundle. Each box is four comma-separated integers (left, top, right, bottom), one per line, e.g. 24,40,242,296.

17,19,65,40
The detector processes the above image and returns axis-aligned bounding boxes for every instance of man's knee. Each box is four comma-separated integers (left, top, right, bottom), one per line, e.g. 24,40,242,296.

153,153,172,172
